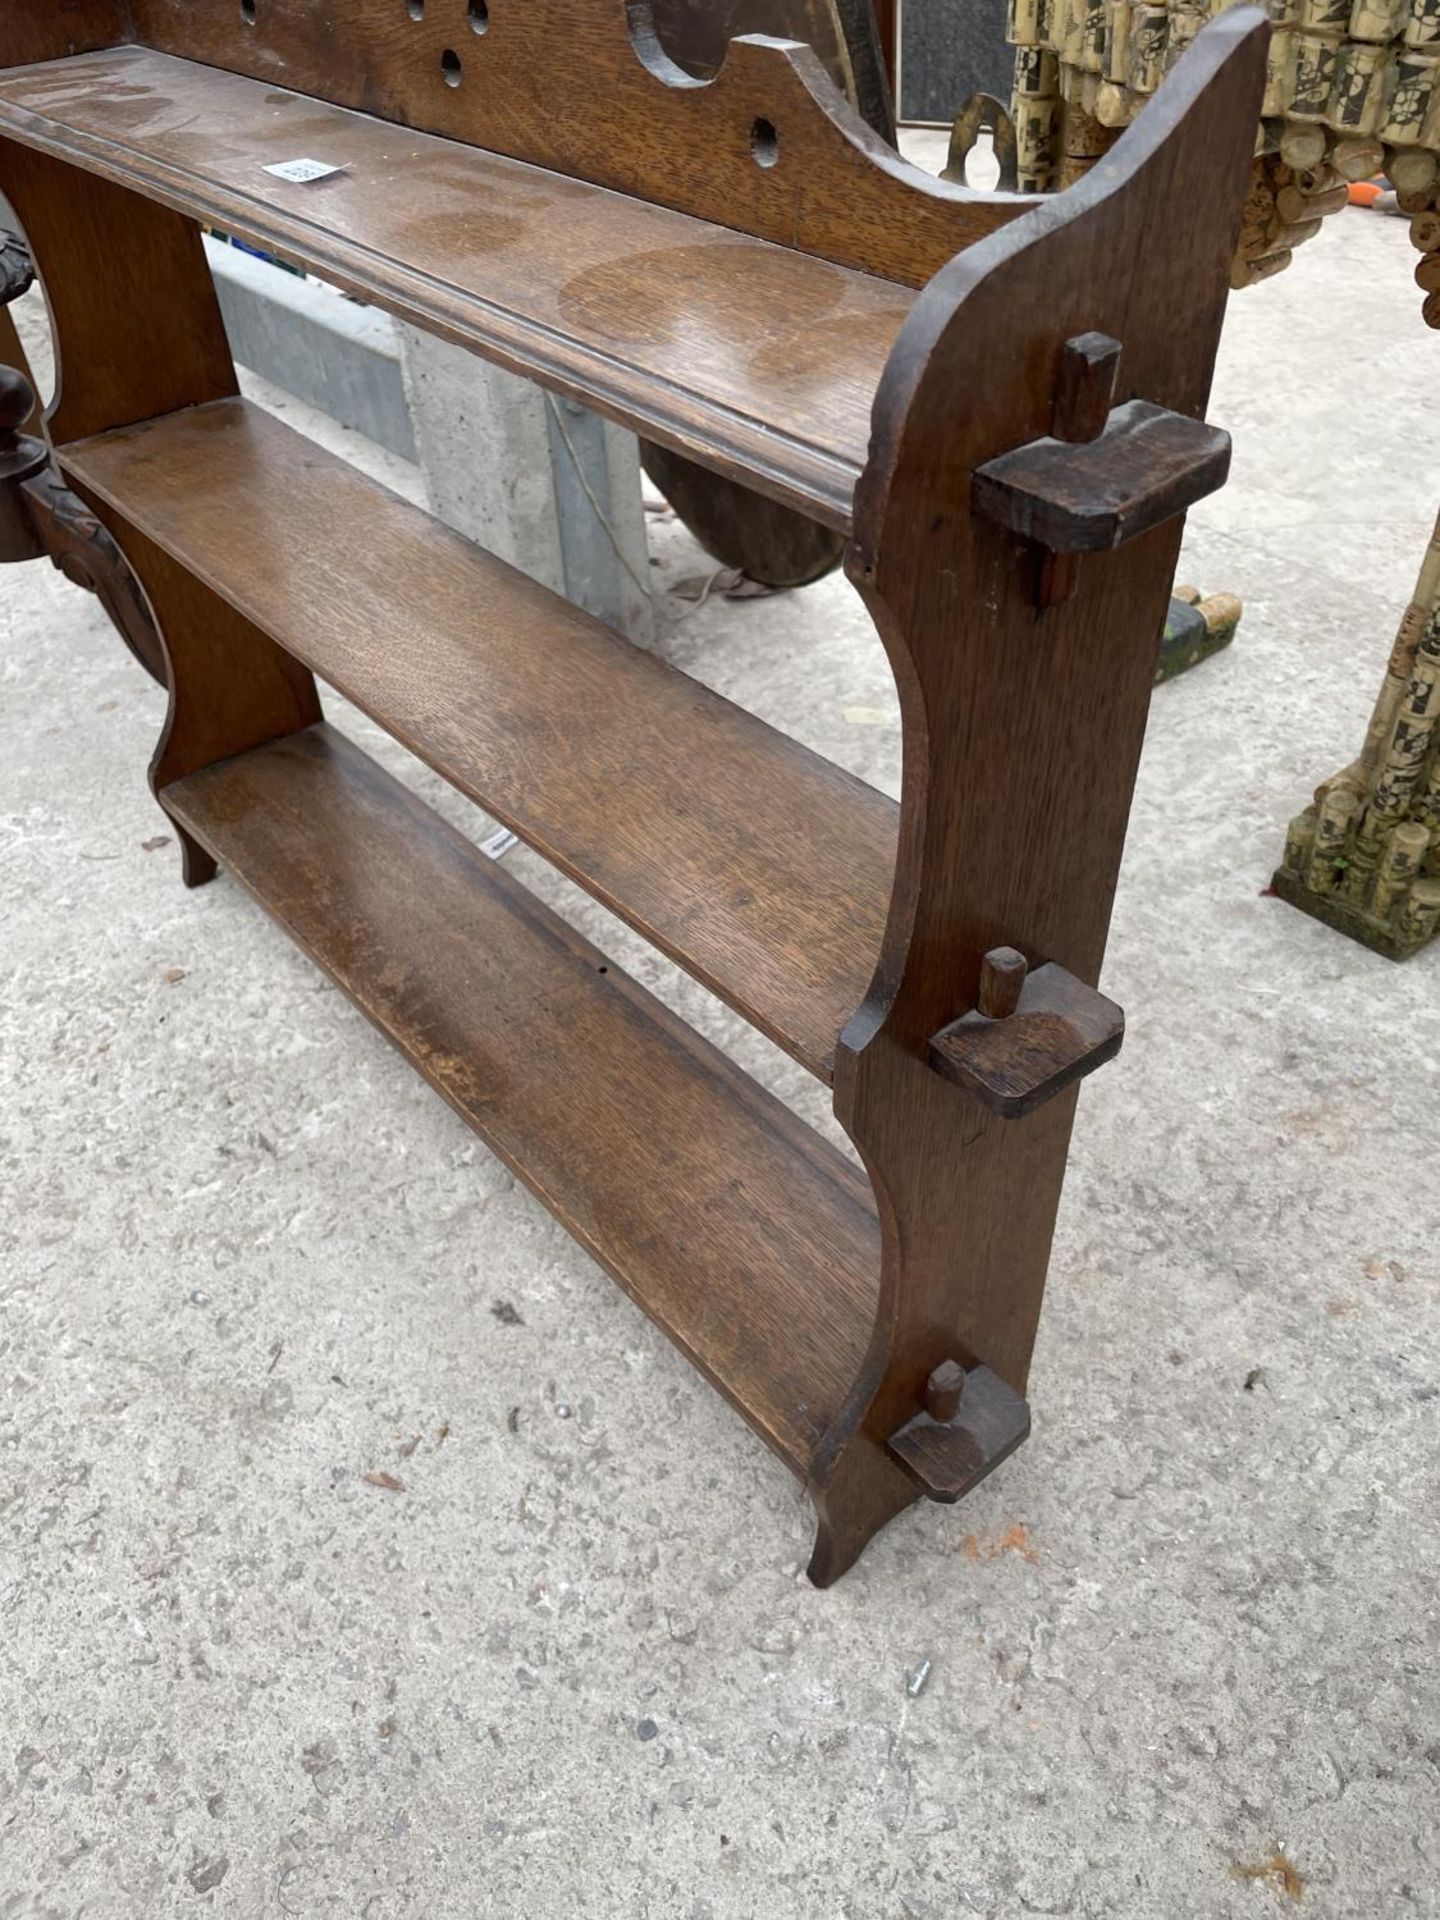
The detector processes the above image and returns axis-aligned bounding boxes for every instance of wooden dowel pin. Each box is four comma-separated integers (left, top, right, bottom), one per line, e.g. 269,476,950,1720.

978,946,1029,1018
1052,332,1122,443
925,1360,968,1424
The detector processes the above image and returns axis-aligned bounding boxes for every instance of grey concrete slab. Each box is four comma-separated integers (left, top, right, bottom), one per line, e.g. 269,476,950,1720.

204,240,652,638
398,324,653,642
1,204,1438,1920
206,238,418,465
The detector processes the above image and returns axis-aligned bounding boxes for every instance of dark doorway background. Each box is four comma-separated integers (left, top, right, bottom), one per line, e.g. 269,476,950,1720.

898,0,1011,123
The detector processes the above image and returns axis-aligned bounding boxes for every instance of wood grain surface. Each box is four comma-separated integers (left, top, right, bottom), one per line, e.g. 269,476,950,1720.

0,0,126,65
0,134,236,446
809,9,1269,1582
928,961,1127,1120
0,0,1267,1580
651,0,894,142
62,397,897,1079
120,0,1021,281
637,0,891,583
0,47,919,523
165,722,882,1474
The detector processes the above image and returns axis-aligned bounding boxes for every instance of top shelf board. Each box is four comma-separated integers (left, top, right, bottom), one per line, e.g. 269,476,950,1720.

0,46,918,528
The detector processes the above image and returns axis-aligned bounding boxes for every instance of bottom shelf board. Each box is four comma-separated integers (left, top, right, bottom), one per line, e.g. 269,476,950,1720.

162,723,881,1475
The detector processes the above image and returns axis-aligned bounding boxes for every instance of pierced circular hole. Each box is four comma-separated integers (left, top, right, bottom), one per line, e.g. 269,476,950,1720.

240,0,256,20
469,0,489,30
441,47,462,85
750,117,779,169
406,0,424,18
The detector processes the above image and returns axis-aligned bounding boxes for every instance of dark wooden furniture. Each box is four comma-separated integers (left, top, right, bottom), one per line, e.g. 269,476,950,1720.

0,1,1265,1583
653,0,893,141
639,0,896,590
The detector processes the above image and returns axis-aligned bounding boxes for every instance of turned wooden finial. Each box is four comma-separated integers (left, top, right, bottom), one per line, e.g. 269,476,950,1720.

977,947,1028,1020
0,362,47,564
925,1359,967,1424
0,363,35,444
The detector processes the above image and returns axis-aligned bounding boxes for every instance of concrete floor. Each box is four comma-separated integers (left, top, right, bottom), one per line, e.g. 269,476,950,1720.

2,196,1439,1919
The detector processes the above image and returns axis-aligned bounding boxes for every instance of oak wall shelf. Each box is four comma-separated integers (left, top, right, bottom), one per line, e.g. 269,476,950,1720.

0,0,1266,1583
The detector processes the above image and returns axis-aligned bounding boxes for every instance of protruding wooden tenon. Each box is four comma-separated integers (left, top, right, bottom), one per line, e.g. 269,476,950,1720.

972,330,1231,610
0,221,165,677
928,950,1125,1120
976,945,1028,1019
887,1364,1032,1504
925,1357,967,1423
973,396,1232,555
1051,330,1123,444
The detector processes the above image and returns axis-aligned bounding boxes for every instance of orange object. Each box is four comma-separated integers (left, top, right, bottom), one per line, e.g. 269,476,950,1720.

1349,178,1383,206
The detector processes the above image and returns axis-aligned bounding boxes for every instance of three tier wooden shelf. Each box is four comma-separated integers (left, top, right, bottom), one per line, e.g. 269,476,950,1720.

0,0,1265,1582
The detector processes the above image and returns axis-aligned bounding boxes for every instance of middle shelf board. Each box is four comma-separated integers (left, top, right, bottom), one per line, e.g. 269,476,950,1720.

63,397,897,1083
0,45,919,527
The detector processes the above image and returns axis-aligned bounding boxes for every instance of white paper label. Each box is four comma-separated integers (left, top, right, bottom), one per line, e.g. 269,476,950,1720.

263,158,346,184
479,828,520,861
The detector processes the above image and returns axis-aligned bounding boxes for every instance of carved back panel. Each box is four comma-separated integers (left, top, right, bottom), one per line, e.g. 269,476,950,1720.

0,0,128,64
650,0,894,141
653,0,854,84
121,0,1028,285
